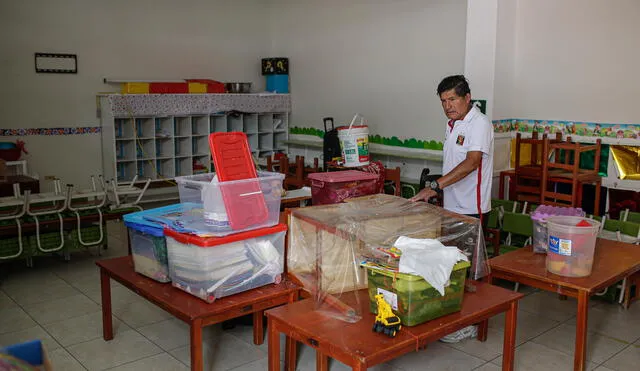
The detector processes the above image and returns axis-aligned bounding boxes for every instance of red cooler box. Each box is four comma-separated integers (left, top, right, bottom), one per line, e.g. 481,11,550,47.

308,170,379,205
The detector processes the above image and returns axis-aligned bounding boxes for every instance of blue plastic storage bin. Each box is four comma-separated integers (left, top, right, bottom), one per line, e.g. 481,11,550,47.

266,74,289,94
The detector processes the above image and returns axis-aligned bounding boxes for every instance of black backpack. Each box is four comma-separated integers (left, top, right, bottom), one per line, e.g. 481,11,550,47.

323,117,341,169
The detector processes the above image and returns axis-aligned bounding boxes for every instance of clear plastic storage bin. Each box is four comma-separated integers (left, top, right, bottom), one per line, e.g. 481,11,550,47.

546,216,600,277
123,207,178,283
164,224,287,303
174,171,284,236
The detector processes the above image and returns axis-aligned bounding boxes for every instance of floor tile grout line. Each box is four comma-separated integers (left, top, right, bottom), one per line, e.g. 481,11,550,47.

596,342,634,369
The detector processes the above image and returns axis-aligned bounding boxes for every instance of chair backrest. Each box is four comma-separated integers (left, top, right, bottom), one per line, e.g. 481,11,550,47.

626,210,640,224
543,137,602,175
384,167,401,196
492,199,519,213
502,211,533,237
602,218,621,232
486,207,501,229
620,221,640,239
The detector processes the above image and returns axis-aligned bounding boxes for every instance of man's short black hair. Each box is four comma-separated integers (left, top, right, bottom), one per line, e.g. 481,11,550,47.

437,75,471,97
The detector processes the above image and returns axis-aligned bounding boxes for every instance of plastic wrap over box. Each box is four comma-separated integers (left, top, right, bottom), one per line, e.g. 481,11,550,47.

287,194,488,323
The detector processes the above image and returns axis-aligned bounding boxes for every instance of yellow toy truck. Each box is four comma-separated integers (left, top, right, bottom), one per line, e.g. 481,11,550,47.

373,293,402,337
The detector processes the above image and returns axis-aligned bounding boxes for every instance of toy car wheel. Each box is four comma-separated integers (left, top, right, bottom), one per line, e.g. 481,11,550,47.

372,324,377,332
391,329,397,337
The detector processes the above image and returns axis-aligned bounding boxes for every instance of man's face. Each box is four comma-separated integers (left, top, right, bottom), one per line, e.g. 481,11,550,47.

440,89,471,121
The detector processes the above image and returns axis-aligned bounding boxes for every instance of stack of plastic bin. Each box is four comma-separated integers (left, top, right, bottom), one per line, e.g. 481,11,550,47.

162,170,286,302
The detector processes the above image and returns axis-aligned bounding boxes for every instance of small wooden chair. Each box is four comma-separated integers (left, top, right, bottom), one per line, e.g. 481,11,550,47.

513,132,562,204
280,156,305,190
384,167,401,196
540,137,602,214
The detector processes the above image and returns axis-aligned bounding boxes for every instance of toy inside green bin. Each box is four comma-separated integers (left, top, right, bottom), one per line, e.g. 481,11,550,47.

366,260,470,326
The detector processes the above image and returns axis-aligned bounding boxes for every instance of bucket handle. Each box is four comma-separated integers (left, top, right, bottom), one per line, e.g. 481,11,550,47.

346,113,365,136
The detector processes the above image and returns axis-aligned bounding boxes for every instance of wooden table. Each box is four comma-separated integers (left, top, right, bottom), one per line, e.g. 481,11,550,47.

266,282,523,371
96,256,300,371
486,241,640,371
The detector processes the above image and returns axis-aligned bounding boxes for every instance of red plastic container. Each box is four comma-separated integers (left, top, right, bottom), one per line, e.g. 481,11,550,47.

0,148,21,161
308,170,379,205
149,82,189,94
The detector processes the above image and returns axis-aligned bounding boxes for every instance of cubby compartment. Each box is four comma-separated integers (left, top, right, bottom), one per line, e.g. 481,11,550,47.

244,113,258,134
229,114,243,132
175,157,192,177
247,133,259,152
210,114,227,133
273,113,288,132
259,132,273,150
137,160,157,178
192,116,210,136
116,140,136,161
157,159,175,179
192,136,209,156
274,132,288,150
117,162,137,182
258,113,274,133
175,117,192,137
155,117,174,138
136,139,155,159
115,118,135,139
155,137,174,158
135,118,155,138
175,137,192,157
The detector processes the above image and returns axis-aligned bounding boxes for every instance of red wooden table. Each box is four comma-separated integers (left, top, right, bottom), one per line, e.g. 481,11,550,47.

96,256,300,371
266,282,523,371
485,241,640,371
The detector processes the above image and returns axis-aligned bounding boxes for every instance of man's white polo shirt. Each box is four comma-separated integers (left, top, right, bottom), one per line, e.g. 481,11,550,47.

442,105,494,215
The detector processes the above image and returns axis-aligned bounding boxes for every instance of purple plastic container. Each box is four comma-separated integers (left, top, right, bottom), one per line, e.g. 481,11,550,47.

531,206,585,253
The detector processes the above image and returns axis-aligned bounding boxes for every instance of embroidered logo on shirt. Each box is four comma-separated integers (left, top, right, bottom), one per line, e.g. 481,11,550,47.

456,135,465,145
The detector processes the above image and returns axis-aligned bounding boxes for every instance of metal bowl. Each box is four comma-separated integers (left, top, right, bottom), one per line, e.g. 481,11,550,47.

225,82,252,94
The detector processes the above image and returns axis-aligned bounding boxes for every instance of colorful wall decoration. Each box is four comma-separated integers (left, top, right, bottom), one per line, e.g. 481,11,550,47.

0,127,101,136
493,119,640,139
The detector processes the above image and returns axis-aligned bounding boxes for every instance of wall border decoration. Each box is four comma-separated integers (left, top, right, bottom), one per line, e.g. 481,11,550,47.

0,127,101,136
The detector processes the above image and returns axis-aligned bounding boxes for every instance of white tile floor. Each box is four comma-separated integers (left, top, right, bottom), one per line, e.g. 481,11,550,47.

0,220,639,370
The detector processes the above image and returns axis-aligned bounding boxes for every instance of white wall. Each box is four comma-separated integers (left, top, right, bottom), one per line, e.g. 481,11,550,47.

269,0,467,141
0,0,270,186
512,0,640,123
492,0,517,120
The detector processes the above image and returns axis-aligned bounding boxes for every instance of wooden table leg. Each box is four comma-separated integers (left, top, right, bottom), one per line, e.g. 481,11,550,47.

499,172,506,199
316,351,328,371
268,318,281,371
477,275,492,342
253,311,264,345
100,268,113,341
574,291,589,371
502,301,518,371
190,319,203,371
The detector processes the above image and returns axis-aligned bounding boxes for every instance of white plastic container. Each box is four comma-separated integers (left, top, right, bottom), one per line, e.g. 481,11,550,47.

338,115,369,167
174,171,284,236
164,224,287,303
546,216,601,277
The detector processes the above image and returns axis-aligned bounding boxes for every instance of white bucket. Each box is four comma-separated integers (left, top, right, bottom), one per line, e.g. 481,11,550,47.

338,114,370,167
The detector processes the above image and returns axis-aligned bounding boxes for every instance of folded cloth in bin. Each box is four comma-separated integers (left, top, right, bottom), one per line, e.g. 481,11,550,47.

394,236,469,296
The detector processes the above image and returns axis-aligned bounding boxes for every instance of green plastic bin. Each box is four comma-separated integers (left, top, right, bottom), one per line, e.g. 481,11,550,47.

366,260,470,326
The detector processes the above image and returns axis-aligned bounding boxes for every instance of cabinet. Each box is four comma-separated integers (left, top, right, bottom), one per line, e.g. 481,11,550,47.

99,94,290,184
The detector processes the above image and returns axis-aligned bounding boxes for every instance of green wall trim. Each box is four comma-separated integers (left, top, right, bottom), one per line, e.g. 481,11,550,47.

289,126,444,151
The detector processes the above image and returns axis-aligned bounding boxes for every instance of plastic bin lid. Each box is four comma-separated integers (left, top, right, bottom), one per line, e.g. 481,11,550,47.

164,223,287,247
123,203,196,229
308,170,378,183
124,221,164,237
208,132,257,182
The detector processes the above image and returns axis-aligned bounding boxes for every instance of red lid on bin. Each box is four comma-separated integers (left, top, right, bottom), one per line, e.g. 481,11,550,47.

576,220,592,227
163,223,287,247
308,170,378,183
337,125,368,130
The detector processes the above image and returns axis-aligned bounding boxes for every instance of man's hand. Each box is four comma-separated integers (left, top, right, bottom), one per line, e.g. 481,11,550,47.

409,188,437,202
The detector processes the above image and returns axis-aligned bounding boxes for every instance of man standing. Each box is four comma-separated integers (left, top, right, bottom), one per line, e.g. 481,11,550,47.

410,75,494,343
410,75,493,220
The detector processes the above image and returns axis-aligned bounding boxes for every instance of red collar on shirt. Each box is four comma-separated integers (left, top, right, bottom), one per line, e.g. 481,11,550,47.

448,119,455,133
